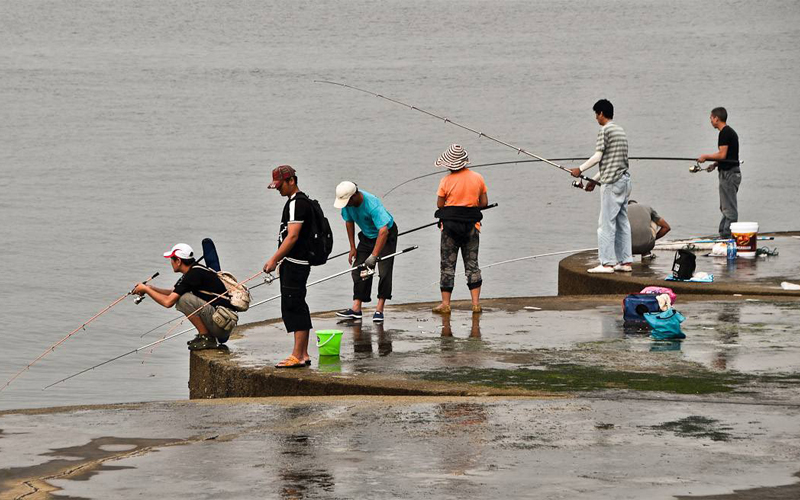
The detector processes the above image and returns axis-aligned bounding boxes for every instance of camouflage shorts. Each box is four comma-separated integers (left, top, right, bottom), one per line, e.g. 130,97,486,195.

440,228,482,291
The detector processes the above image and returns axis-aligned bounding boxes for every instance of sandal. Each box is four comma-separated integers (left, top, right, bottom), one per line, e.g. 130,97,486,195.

275,355,306,369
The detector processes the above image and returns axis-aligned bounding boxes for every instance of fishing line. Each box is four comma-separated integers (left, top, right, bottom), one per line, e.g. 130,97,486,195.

45,247,419,389
315,80,601,185
427,247,597,286
1,271,159,393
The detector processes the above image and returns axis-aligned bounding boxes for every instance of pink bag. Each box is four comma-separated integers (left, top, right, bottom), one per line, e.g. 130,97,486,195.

640,286,677,304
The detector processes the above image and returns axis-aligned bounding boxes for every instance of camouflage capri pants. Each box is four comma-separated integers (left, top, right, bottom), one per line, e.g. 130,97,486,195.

440,228,482,292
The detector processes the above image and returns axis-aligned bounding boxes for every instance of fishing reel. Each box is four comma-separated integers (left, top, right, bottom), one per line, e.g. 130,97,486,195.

359,267,376,281
689,162,703,173
134,295,146,305
572,179,585,189
263,272,278,285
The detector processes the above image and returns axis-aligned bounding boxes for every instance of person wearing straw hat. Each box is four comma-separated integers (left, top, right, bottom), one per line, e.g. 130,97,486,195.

263,165,314,368
133,243,235,351
333,181,398,322
432,144,488,315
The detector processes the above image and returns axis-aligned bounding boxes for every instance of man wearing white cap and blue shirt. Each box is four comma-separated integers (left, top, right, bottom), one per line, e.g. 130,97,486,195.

133,243,235,351
333,181,398,322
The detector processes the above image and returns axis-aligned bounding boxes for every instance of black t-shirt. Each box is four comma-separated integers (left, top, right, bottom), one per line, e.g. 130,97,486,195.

173,264,232,309
718,125,739,171
279,192,313,265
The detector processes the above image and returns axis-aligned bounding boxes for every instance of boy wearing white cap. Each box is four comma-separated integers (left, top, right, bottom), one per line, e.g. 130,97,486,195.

133,243,235,351
333,181,398,322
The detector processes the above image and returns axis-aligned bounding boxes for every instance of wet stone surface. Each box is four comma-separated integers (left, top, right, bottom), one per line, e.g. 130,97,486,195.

230,298,800,397
571,234,800,291
1,397,799,499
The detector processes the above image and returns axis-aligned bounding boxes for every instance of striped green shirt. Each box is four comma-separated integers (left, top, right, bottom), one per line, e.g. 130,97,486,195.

596,122,629,184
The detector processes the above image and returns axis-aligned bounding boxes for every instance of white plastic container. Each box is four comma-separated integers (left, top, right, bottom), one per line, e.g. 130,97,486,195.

730,222,759,258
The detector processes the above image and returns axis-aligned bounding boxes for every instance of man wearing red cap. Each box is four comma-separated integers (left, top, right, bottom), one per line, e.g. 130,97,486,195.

133,243,235,351
264,165,314,368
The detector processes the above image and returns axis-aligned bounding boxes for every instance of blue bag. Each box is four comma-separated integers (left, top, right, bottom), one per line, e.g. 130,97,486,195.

644,309,686,340
623,294,661,323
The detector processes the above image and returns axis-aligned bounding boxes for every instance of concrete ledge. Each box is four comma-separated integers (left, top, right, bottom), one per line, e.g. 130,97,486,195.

559,231,800,296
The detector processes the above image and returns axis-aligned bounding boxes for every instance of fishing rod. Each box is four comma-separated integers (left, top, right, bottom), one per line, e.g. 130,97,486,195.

1,271,159,393
138,271,277,338
45,247,419,389
327,204,498,261
315,80,602,186
141,270,266,360
426,247,597,285
385,157,744,198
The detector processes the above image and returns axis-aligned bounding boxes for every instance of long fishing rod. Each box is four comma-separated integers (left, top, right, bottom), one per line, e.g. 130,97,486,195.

327,204,498,260
45,247,419,389
315,80,601,186
384,157,743,198
426,247,597,285
1,271,159,393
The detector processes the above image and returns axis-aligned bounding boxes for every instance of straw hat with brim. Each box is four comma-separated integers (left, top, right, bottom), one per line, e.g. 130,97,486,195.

435,144,470,171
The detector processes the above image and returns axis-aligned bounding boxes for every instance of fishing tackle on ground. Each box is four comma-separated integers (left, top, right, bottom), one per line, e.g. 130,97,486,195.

0,271,159,393
45,247,419,389
315,80,602,187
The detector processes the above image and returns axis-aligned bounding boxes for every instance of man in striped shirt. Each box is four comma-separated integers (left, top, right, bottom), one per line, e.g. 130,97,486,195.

570,99,633,273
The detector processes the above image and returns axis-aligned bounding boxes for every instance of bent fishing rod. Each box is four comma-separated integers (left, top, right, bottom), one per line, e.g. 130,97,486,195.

384,157,744,198
45,246,419,389
315,80,601,186
1,272,159,393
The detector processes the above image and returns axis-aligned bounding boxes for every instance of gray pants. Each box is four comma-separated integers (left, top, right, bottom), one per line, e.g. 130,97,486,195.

176,292,231,342
718,169,741,238
598,173,632,266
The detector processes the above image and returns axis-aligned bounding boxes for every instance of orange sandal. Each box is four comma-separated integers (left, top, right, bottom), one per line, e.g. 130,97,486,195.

275,355,306,369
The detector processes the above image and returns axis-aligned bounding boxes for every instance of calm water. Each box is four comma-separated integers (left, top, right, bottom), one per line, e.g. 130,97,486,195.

1,0,798,410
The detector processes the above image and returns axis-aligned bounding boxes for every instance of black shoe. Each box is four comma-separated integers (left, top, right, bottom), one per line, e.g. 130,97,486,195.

188,335,218,351
187,334,204,345
336,308,362,319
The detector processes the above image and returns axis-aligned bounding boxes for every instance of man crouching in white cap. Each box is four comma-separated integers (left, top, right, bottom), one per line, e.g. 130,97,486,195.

333,181,398,322
133,243,237,351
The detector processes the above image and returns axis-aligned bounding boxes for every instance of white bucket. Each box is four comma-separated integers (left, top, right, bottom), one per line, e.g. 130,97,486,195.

730,222,758,258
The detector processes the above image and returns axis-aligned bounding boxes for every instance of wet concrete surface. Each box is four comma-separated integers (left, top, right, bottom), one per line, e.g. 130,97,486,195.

1,397,799,499
231,297,800,379
560,234,800,296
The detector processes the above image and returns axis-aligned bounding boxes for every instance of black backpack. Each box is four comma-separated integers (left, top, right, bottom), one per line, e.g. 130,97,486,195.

672,249,696,280
296,193,334,266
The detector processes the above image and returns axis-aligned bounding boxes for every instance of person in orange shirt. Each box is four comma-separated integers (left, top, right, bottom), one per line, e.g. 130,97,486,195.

432,144,489,314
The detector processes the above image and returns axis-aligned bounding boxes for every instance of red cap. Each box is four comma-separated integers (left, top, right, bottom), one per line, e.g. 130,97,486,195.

268,165,297,189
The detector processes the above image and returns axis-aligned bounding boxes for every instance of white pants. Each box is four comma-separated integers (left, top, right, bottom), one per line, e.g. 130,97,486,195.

598,173,632,266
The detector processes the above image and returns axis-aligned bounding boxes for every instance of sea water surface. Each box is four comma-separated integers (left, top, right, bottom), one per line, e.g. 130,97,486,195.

1,0,799,410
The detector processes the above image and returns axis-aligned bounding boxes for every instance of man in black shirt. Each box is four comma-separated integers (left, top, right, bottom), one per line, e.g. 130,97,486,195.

698,107,741,238
134,243,236,351
263,165,313,368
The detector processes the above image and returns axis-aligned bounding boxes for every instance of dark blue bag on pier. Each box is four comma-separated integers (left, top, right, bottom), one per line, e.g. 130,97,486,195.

623,294,661,323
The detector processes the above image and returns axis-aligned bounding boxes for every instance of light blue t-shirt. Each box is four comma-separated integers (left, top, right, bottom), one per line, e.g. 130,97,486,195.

340,190,394,239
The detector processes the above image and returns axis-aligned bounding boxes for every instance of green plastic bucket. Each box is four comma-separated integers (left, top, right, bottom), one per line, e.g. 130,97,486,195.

316,330,343,356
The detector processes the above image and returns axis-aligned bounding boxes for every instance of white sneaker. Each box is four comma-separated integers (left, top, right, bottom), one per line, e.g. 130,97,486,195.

614,263,633,272
587,265,615,274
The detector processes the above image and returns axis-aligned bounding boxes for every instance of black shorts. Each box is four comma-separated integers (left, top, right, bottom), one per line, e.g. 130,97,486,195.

279,260,312,333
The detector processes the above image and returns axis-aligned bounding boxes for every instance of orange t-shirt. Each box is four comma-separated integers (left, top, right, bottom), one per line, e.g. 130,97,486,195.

437,168,488,229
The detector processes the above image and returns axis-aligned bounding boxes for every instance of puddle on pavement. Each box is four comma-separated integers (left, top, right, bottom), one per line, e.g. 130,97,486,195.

0,436,177,494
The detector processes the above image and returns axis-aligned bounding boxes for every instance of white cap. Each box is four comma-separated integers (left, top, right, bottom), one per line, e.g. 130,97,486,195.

333,181,358,209
163,243,194,260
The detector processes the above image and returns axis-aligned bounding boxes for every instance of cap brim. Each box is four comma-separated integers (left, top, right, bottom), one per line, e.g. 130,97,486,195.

268,180,281,189
333,196,350,209
163,251,176,258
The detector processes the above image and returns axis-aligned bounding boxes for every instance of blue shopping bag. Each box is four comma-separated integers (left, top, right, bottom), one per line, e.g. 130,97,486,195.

644,309,686,340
